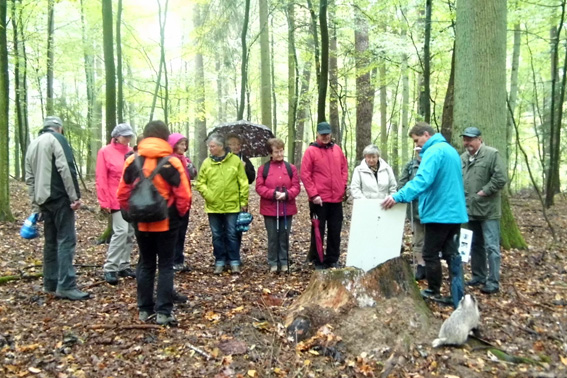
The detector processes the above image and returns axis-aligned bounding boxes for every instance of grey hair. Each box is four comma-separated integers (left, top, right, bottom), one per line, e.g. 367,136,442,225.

362,144,380,157
206,133,225,147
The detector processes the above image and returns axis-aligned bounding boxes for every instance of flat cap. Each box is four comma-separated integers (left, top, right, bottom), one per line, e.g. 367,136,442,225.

111,123,135,138
43,116,63,128
317,122,332,134
460,127,482,138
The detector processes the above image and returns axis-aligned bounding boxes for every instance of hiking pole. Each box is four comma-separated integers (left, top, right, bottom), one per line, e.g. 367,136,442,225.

276,187,280,232
283,198,289,273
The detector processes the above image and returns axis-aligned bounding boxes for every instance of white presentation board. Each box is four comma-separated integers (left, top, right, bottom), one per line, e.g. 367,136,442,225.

346,199,407,272
458,228,473,263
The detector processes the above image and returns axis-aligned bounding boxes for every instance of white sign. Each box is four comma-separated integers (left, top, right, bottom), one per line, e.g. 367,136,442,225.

458,228,473,263
346,199,407,272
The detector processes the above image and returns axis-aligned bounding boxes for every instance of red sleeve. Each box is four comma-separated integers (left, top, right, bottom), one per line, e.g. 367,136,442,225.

95,147,110,208
300,147,317,199
340,147,348,186
171,158,191,216
255,164,276,200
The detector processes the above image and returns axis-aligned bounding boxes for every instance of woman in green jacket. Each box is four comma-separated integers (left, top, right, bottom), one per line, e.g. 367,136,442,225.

196,134,249,274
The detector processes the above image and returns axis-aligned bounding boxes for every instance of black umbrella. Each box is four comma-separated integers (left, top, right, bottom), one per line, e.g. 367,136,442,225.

206,120,275,158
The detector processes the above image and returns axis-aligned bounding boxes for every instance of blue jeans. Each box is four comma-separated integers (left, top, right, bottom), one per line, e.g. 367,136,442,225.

208,213,240,266
41,197,78,292
468,219,501,289
135,229,175,316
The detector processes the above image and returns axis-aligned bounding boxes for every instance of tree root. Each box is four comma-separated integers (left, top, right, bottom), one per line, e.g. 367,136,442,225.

0,273,43,285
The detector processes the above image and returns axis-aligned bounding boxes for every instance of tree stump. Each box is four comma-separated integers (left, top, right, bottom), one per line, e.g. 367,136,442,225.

286,257,440,354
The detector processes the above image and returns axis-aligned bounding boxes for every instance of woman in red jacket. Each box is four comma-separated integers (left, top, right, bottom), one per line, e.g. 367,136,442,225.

256,138,301,273
95,123,136,285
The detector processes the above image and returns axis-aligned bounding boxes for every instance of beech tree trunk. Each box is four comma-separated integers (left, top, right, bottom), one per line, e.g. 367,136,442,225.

102,0,116,142
46,0,54,115
193,4,207,167
0,0,13,221
286,1,298,162
116,0,124,123
259,0,272,130
328,5,340,142
237,0,251,120
354,8,372,161
317,0,329,123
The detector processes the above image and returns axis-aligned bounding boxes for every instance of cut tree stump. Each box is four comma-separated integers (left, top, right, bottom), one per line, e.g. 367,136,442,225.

286,257,440,354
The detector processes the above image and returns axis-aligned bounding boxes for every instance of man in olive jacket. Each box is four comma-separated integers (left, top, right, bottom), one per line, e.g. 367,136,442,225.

461,127,507,294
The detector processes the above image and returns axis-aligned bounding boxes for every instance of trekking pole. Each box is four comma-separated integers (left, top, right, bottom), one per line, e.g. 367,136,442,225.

283,198,289,273
276,187,280,232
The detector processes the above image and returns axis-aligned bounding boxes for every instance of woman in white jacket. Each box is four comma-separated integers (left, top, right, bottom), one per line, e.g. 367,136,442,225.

350,145,397,199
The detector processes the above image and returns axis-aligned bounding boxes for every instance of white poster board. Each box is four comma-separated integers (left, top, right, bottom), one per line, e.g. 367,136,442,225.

458,228,473,263
346,199,407,272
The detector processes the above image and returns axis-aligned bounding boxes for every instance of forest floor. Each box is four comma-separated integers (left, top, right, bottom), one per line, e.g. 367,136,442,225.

1,179,567,377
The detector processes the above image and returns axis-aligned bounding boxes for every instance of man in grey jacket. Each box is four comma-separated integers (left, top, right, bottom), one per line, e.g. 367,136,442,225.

25,116,90,300
461,127,507,294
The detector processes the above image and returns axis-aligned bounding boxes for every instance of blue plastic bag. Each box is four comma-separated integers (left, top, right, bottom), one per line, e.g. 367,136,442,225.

235,212,253,232
20,213,39,239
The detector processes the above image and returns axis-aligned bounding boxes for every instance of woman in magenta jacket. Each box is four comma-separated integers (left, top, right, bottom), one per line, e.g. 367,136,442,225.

255,138,301,273
95,123,136,285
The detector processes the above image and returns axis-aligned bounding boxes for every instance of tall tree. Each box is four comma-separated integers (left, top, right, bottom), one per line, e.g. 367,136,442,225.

286,1,298,161
454,0,526,249
194,4,207,166
354,7,372,161
237,0,251,120
328,5,340,142
46,0,55,115
317,0,329,123
379,60,387,161
102,0,116,142
116,0,124,123
0,0,13,221
420,0,432,123
259,0,272,129
150,0,169,123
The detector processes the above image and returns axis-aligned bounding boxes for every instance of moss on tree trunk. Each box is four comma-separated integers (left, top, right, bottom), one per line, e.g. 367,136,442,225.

500,192,527,250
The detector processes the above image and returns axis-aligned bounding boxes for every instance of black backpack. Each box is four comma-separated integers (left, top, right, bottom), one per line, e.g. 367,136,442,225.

128,156,171,223
262,161,293,180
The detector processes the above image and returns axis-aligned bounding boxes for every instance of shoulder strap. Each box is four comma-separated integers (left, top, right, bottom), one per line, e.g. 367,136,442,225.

262,161,271,180
147,156,171,181
284,161,293,179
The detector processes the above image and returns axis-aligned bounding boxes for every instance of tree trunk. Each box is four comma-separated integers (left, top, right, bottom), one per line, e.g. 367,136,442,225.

440,43,455,142
194,4,207,167
285,258,438,352
0,0,13,221
46,0,55,115
506,24,521,167
237,0,251,120
401,33,410,170
454,0,525,249
102,0,116,142
270,17,278,135
328,5,340,143
354,8,372,161
286,1,297,162
317,0,329,123
116,0,124,124
294,61,311,170
159,0,169,124
379,61,388,161
12,0,28,179
420,0,432,123
259,0,272,130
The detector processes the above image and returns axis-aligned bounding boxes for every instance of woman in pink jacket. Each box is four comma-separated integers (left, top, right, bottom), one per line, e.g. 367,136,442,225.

256,138,300,273
96,123,136,285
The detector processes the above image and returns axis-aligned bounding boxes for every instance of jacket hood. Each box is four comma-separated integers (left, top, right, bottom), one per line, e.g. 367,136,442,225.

38,127,56,136
310,141,335,149
137,137,173,158
168,133,187,150
421,133,447,155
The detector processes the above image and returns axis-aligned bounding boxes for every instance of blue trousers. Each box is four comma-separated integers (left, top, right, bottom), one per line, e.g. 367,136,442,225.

208,213,240,266
468,219,501,289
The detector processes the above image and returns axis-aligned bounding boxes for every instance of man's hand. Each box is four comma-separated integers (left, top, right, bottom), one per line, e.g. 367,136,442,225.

241,205,248,213
312,196,323,206
70,200,82,211
381,195,396,209
477,190,487,197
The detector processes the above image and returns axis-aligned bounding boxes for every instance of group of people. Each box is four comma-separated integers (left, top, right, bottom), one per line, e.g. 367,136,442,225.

24,115,506,325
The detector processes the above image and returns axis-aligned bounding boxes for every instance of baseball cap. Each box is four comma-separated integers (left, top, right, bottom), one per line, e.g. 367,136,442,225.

111,123,135,138
317,122,332,134
460,127,482,138
43,116,63,128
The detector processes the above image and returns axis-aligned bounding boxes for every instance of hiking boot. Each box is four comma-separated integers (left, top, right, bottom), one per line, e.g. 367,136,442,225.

174,263,191,272
172,290,188,304
214,265,225,275
56,288,90,301
230,264,241,274
415,265,426,281
466,278,485,287
139,311,155,322
104,272,119,285
480,285,499,294
280,265,289,273
156,313,178,327
118,268,136,278
269,265,278,273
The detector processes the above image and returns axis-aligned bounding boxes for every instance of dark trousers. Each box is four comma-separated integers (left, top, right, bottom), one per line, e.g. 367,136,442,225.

173,212,190,265
264,215,293,267
308,202,343,265
422,223,461,294
135,229,175,315
41,197,78,292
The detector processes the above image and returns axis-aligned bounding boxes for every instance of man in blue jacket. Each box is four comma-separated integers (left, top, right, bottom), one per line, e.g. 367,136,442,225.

382,122,468,301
